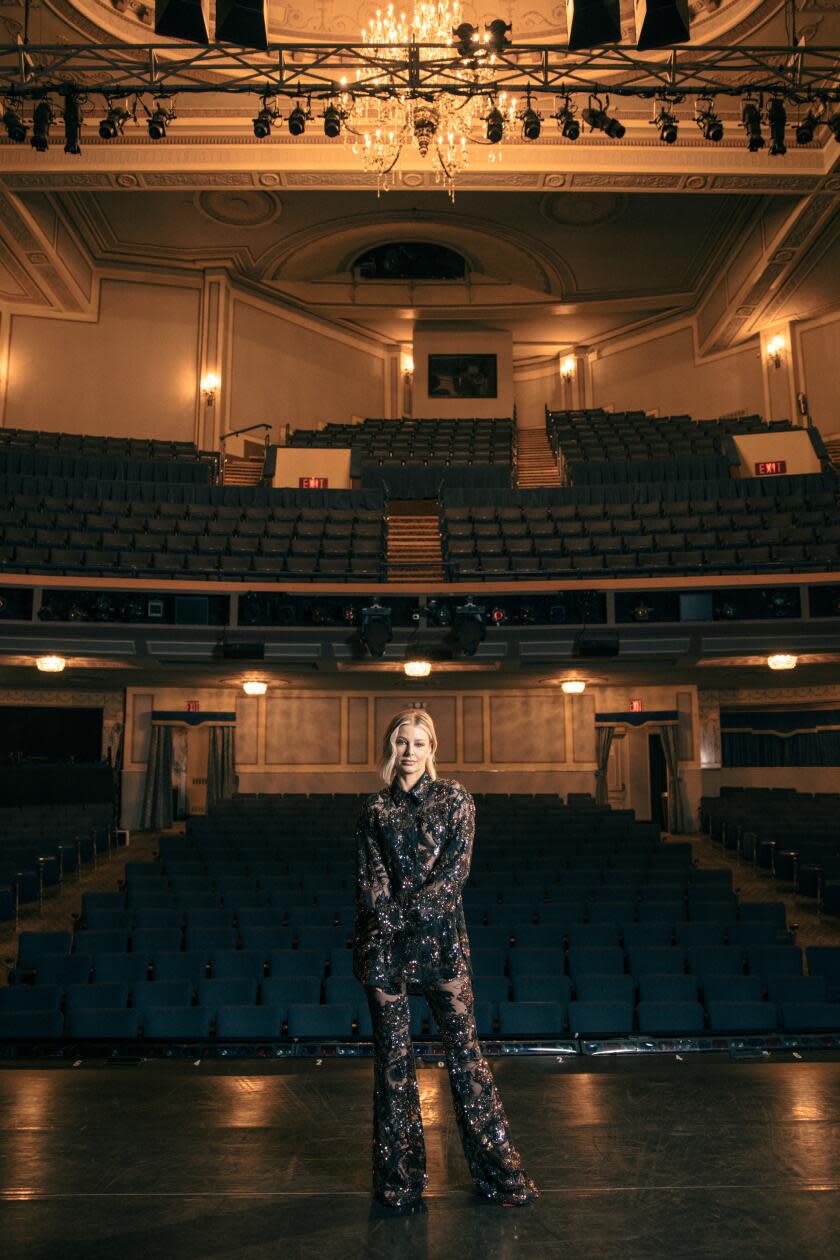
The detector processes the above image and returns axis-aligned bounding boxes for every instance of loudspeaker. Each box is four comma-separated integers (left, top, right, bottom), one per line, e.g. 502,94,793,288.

634,0,690,50
574,632,619,658
154,0,210,43
566,0,621,52
215,0,268,51
221,640,265,661
175,595,210,626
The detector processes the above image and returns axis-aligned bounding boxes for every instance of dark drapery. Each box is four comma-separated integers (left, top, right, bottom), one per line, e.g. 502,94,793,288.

595,726,615,806
141,725,173,830
207,726,237,811
721,709,840,767
659,724,689,833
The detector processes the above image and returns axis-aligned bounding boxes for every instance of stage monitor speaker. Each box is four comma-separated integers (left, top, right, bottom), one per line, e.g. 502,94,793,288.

221,640,265,661
175,595,210,625
634,0,690,50
566,0,621,52
574,632,619,658
215,0,268,51
155,0,210,43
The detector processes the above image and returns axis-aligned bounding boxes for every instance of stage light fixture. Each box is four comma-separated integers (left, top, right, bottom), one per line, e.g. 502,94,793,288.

252,99,278,138
63,92,83,154
742,100,764,152
485,18,511,56
633,600,654,622
323,104,342,138
829,114,840,142
521,106,541,141
490,606,507,625
2,106,27,143
486,107,505,143
31,100,53,152
582,100,625,139
768,97,787,155
147,101,174,140
36,654,66,673
155,0,210,42
453,601,486,656
634,0,690,51
795,111,818,145
360,602,393,657
288,104,307,136
556,99,580,141
696,100,723,142
566,0,621,53
215,0,269,52
99,103,129,140
655,106,678,144
426,599,452,627
452,22,480,59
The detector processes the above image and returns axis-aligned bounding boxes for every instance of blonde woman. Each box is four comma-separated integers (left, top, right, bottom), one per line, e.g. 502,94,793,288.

353,707,539,1214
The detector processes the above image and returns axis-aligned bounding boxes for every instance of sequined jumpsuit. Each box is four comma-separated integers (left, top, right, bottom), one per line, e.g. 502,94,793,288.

352,769,540,1207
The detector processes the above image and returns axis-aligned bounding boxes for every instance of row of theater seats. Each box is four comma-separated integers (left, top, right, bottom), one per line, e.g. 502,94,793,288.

0,449,214,486
547,408,791,463
288,418,514,466
0,427,206,462
439,483,840,578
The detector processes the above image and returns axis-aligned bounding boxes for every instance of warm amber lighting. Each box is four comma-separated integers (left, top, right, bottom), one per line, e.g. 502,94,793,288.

401,353,414,375
561,679,586,694
767,653,797,671
201,371,220,404
560,355,576,380
242,680,268,696
765,335,786,369
404,659,432,678
36,654,66,673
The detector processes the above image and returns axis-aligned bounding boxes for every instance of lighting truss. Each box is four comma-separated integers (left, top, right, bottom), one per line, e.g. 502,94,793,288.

0,41,838,103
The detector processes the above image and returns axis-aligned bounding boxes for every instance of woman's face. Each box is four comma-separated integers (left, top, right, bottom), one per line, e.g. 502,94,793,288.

394,723,430,777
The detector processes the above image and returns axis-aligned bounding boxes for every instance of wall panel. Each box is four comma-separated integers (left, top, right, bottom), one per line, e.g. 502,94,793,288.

489,693,565,764
265,695,341,764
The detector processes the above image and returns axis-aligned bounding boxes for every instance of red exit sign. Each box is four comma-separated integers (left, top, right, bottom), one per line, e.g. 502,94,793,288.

299,476,329,489
755,460,787,476
629,699,643,713
185,700,200,712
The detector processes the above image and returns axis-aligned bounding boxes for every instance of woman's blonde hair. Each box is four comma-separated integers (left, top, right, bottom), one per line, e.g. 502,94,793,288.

378,708,438,786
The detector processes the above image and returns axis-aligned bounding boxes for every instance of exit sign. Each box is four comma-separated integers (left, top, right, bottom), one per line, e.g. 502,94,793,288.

299,476,329,488
629,699,643,713
755,460,787,476
185,700,200,712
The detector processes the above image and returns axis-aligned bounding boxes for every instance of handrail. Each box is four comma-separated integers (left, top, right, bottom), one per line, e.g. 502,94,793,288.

219,423,272,443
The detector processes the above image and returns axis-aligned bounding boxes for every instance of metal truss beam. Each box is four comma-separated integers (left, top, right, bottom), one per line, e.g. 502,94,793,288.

0,42,838,102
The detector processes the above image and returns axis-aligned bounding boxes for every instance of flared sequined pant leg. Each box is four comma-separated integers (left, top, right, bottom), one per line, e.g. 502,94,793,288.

424,973,540,1204
365,984,428,1207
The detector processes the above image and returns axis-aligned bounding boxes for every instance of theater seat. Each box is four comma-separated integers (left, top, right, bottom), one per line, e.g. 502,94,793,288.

497,1001,566,1035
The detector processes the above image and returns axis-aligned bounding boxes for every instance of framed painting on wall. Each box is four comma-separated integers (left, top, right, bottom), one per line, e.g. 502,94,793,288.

427,353,498,399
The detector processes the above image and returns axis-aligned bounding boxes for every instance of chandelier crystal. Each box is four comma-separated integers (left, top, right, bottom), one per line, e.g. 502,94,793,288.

338,3,518,199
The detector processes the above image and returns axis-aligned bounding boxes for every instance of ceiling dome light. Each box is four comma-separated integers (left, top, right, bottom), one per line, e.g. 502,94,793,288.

36,654,66,673
242,680,267,696
767,654,797,671
561,679,586,694
404,659,432,678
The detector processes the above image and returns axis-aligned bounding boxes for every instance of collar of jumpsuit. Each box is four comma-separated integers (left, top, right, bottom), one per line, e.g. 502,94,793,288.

389,767,434,806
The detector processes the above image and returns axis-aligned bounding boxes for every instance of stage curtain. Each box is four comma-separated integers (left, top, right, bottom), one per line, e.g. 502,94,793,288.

141,725,173,830
659,725,689,834
722,730,840,768
207,726,237,811
595,725,615,806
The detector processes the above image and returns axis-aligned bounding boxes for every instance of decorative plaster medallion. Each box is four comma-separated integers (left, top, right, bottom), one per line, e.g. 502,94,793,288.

399,173,425,188
684,175,708,190
258,173,282,187
825,177,840,192
115,173,141,188
541,191,627,227
196,191,282,225
735,305,756,316
26,251,49,265
772,249,795,263
543,174,567,188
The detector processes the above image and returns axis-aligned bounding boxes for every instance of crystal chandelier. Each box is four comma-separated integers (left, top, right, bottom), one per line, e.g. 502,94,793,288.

338,2,518,199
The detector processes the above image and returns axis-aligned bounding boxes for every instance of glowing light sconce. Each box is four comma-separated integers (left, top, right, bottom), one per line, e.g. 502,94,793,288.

767,653,797,671
561,678,586,694
401,353,414,376
765,335,786,370
560,355,576,381
36,654,66,673
404,658,432,678
242,680,268,696
201,371,221,405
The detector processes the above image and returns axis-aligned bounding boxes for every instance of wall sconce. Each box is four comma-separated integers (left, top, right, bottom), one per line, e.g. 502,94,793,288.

201,371,221,406
560,355,576,381
765,335,785,370
401,353,414,376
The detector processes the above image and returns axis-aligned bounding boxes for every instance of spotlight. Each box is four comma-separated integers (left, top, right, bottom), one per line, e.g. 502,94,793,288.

2,106,27,143
486,107,504,143
655,107,678,144
323,105,342,138
485,18,511,56
768,97,787,156
742,100,764,152
582,101,625,139
452,22,480,59
288,104,307,136
490,606,507,625
556,99,580,141
632,600,654,622
426,599,452,627
521,106,541,141
63,92,83,154
31,100,53,152
147,101,174,140
360,601,393,657
796,111,818,145
829,114,840,142
696,100,723,143
99,103,129,140
453,600,486,656
252,100,277,139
